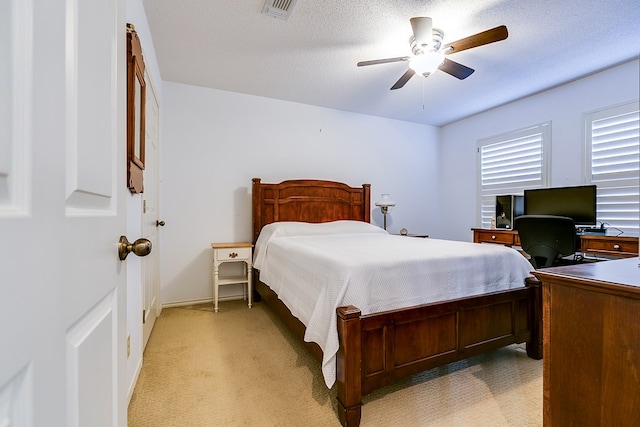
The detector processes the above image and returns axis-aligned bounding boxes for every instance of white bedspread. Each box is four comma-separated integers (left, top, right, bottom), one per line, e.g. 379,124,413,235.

253,221,534,388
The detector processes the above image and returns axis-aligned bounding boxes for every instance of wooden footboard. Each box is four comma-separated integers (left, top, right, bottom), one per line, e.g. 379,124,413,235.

336,279,542,426
255,276,542,427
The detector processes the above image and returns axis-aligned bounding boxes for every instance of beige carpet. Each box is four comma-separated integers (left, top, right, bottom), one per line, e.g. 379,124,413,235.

128,300,542,426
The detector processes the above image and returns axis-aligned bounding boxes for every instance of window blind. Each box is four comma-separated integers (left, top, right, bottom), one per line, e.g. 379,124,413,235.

585,101,640,236
477,123,550,228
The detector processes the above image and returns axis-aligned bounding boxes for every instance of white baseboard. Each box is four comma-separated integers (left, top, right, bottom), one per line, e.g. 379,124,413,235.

127,356,143,405
162,294,247,309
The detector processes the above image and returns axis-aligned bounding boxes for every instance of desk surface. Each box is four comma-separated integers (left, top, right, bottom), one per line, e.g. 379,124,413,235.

533,257,640,296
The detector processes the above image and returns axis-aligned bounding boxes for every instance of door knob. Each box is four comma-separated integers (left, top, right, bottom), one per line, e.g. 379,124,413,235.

118,236,152,260
156,220,165,227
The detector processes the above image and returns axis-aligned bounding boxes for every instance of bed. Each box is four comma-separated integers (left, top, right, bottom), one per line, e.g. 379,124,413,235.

251,178,542,427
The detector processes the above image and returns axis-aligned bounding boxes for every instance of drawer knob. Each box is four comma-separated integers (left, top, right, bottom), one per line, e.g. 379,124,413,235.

491,235,496,240
613,244,620,250
229,252,238,258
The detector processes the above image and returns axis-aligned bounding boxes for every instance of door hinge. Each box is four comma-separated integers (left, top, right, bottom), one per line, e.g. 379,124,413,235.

143,309,146,324
143,199,147,214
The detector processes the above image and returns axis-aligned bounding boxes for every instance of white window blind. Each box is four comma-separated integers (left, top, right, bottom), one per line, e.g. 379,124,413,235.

477,123,550,228
585,101,640,236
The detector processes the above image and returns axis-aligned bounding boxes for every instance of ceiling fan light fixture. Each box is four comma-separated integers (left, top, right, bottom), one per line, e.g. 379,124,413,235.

357,19,508,90
409,51,445,77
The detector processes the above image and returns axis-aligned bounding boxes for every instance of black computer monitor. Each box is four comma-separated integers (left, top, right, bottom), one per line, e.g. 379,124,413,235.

523,185,597,226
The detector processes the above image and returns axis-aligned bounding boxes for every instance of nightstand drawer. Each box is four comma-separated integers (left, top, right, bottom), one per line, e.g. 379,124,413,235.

216,247,252,261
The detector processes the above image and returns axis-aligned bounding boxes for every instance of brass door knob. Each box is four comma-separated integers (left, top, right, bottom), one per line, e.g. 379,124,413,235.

118,236,152,260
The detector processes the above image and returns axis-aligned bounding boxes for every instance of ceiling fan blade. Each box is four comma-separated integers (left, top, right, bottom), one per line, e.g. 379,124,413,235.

439,58,474,80
443,25,508,54
410,17,433,49
357,56,409,67
390,68,416,90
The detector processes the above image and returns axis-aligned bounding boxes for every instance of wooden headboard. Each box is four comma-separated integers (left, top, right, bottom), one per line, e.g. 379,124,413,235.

252,178,371,243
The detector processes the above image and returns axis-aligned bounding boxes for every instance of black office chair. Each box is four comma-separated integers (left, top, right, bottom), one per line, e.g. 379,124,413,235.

514,215,578,268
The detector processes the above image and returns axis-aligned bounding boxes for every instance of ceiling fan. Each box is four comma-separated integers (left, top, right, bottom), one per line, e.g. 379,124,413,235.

357,17,508,90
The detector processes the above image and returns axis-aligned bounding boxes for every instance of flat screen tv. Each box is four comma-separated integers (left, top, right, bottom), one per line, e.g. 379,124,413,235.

523,185,597,226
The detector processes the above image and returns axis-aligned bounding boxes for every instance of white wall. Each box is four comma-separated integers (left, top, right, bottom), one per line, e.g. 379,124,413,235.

159,82,440,305
438,59,640,242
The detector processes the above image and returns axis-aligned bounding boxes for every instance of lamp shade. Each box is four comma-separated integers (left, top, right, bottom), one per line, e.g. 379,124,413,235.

409,51,445,76
375,194,395,208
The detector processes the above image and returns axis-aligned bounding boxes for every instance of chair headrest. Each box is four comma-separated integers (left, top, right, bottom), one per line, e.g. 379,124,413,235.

514,215,576,258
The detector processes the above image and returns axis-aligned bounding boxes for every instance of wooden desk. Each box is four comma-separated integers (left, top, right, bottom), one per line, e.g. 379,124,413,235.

533,258,640,426
472,228,638,259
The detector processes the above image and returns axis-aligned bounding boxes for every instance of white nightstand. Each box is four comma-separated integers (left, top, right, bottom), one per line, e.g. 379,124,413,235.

211,242,253,313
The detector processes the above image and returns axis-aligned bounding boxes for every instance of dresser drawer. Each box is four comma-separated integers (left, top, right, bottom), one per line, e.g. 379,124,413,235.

580,236,638,258
473,229,519,246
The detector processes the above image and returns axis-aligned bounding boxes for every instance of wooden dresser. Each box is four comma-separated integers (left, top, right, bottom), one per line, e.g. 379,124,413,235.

472,228,639,259
533,258,640,426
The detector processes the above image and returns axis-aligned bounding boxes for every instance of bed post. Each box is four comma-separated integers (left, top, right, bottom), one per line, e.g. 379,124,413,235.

362,184,371,223
525,276,543,359
252,178,262,244
336,306,362,427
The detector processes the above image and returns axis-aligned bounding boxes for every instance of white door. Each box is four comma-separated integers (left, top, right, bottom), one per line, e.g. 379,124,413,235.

0,1,128,426
142,70,161,348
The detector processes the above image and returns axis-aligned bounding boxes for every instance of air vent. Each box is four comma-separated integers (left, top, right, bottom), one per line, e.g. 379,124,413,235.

262,0,299,20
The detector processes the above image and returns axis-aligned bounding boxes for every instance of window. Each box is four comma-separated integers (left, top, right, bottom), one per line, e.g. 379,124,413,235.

585,101,640,236
477,123,550,228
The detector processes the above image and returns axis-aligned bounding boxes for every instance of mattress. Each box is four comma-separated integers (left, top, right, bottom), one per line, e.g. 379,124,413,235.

253,221,534,387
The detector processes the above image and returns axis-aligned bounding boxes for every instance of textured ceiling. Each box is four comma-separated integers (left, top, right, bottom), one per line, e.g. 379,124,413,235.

142,0,640,126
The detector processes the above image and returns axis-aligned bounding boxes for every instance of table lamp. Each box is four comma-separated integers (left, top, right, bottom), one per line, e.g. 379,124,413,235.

375,194,395,230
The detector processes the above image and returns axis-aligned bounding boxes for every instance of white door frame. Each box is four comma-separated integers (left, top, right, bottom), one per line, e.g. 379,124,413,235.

142,68,161,348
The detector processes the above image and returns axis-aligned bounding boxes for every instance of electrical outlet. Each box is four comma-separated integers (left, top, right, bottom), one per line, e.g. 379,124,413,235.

127,335,131,358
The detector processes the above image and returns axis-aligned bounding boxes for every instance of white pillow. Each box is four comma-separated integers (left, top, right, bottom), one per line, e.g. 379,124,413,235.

253,220,386,269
